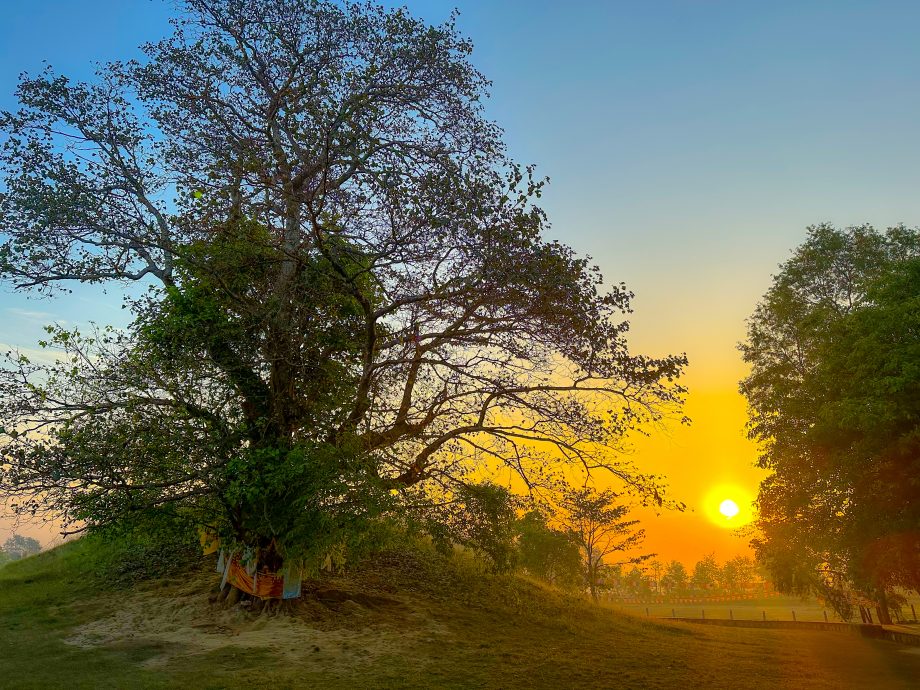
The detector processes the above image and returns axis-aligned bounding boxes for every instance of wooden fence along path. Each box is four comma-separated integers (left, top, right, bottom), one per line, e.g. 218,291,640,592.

614,592,783,605
664,616,920,647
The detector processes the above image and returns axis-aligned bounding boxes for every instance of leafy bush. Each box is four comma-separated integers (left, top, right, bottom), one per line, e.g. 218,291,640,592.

90,509,201,587
417,483,519,573
516,511,582,588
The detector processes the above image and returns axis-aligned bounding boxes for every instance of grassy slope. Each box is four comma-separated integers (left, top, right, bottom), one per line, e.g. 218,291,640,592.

1,540,919,690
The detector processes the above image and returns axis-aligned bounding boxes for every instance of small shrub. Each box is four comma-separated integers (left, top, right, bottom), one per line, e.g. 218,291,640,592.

90,509,201,587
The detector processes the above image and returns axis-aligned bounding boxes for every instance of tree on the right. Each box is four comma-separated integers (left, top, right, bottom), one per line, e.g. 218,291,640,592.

740,223,920,623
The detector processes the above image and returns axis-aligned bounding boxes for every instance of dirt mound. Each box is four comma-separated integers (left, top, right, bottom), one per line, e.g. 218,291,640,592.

65,570,447,671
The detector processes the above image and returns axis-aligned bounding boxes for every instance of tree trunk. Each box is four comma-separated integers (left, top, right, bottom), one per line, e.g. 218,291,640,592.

588,562,599,602
225,586,243,606
876,606,892,625
876,591,893,625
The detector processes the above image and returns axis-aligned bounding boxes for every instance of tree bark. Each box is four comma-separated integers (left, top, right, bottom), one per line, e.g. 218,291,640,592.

876,591,893,625
225,586,243,606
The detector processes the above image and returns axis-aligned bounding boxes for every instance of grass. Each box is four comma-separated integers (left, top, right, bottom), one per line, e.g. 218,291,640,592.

1,538,919,689
0,538,175,689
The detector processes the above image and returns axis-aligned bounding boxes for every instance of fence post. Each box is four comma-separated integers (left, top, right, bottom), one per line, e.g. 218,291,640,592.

702,609,705,620
762,611,766,621
823,610,828,623
646,607,649,618
729,609,733,621
792,610,796,622
912,604,917,622
672,608,676,618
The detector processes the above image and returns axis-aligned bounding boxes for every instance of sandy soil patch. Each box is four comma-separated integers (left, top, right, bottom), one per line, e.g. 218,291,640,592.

65,575,449,671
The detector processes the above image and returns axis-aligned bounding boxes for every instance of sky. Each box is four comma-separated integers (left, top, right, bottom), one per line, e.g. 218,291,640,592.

2,1,920,564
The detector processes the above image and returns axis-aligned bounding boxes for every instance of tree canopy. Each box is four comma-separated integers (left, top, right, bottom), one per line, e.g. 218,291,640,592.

660,560,688,594
740,223,920,619
0,0,685,567
690,553,720,591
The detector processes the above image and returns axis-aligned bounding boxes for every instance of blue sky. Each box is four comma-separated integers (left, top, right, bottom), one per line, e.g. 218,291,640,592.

2,1,920,555
4,1,920,368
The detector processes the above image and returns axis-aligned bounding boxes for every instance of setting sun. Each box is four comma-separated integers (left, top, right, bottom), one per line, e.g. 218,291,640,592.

719,499,740,518
702,484,754,529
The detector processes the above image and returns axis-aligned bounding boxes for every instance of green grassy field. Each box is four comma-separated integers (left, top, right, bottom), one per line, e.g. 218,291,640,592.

1,539,919,689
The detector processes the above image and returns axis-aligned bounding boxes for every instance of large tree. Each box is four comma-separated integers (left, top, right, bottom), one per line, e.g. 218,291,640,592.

740,223,920,622
0,0,685,570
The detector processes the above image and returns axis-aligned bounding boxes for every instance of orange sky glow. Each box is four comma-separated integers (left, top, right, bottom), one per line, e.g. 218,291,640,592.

0,278,772,565
616,311,767,568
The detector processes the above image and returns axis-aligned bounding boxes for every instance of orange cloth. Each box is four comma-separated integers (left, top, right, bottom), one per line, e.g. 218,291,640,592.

253,569,284,599
225,555,285,599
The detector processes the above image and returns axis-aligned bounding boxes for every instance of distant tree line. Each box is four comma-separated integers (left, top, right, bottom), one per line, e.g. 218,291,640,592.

0,533,41,566
595,553,762,600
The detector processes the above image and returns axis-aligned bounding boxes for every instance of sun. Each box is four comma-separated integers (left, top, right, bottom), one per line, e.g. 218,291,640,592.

719,499,740,518
702,484,754,528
